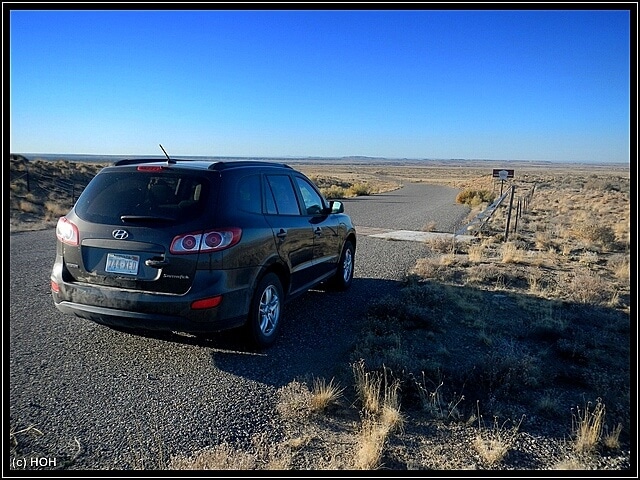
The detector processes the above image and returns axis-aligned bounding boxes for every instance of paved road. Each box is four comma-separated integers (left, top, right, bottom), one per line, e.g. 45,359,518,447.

343,182,469,233
8,183,468,471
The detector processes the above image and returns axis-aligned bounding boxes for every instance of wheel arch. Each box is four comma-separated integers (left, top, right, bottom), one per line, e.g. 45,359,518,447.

255,258,290,299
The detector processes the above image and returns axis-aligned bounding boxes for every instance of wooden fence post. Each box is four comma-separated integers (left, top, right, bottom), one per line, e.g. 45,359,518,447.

504,186,516,242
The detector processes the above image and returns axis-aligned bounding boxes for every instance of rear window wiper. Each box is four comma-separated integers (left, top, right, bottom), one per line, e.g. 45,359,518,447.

120,215,176,223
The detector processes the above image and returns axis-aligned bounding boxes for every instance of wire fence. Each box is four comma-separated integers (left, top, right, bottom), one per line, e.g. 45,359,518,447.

10,156,95,206
457,182,537,242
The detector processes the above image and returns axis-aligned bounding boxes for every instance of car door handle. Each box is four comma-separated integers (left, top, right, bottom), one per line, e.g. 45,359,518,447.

145,258,169,268
314,227,322,236
276,229,287,240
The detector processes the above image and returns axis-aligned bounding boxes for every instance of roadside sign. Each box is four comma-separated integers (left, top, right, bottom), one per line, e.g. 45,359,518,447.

493,169,515,196
492,169,515,179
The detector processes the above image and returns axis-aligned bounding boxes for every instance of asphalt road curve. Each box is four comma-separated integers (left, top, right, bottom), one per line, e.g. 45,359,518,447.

8,182,469,471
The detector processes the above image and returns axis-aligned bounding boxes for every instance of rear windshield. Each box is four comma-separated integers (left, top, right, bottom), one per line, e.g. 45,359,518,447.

74,171,212,225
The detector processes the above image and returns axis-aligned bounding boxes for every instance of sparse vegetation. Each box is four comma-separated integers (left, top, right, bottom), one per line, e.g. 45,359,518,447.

310,377,344,412
572,398,606,454
456,188,496,207
9,156,106,232
10,157,630,470
308,174,401,199
473,411,523,467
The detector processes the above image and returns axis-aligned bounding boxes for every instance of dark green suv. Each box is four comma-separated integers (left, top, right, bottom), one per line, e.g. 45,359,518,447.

51,159,356,347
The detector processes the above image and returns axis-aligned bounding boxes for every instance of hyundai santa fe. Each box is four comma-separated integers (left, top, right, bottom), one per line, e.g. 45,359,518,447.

50,158,356,347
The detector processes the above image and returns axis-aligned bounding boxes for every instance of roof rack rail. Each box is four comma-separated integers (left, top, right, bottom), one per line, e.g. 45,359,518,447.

207,160,292,171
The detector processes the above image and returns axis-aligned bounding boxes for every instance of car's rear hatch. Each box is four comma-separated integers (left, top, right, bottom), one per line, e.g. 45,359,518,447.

63,167,218,295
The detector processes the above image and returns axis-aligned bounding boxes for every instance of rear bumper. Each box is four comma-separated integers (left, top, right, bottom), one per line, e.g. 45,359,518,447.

53,300,245,333
51,261,260,333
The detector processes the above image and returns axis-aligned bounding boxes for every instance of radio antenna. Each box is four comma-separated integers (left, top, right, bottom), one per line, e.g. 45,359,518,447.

159,144,175,163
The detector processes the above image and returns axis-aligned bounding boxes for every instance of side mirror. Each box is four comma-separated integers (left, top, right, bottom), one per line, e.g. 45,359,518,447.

329,200,344,214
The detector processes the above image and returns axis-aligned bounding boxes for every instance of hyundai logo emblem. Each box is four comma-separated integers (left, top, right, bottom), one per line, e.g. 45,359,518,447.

112,229,129,240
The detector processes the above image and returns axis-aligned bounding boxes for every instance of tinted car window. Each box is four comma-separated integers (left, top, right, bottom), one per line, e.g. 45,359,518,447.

237,175,262,214
265,175,300,215
75,171,210,224
295,176,325,215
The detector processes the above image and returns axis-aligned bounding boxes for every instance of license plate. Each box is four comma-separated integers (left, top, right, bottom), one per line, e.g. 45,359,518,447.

105,253,140,275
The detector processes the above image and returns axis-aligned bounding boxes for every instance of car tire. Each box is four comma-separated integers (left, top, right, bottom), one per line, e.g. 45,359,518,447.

330,240,354,291
246,272,284,348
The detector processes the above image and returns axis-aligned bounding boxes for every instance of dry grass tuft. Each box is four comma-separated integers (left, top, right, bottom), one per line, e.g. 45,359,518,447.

456,189,495,207
603,423,623,450
169,433,292,470
553,458,589,470
353,414,387,470
10,425,44,450
19,200,40,214
351,360,405,470
380,375,404,434
425,236,456,254
572,398,606,454
44,200,70,218
310,377,344,412
609,254,630,281
573,223,617,251
500,242,524,263
467,244,484,262
411,257,445,279
473,412,523,467
414,375,464,421
421,221,437,232
561,270,611,305
276,380,313,421
169,443,257,470
353,359,382,415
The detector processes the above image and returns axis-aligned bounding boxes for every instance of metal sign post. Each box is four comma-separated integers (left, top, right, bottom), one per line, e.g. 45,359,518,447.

492,169,515,196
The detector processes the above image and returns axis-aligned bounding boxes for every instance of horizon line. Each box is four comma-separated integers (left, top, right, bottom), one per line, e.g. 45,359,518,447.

10,152,630,166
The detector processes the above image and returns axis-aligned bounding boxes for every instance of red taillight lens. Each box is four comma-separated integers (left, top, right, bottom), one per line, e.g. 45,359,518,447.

170,228,242,254
137,165,165,172
204,232,223,248
56,217,79,246
181,235,198,250
191,295,222,310
51,280,60,293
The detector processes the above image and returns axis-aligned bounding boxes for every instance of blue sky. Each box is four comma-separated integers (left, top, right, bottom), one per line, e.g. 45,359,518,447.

9,7,633,163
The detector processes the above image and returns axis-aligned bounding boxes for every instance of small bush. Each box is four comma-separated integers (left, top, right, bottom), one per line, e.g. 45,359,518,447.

44,200,70,218
347,183,372,197
573,223,617,250
456,189,495,207
19,200,40,214
321,185,348,199
561,270,611,305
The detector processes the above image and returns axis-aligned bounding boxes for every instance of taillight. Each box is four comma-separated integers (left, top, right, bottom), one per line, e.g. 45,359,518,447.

191,295,223,310
137,165,165,172
51,280,60,293
56,217,79,246
170,228,242,254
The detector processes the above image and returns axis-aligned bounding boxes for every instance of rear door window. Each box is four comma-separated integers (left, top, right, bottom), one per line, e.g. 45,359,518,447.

265,175,301,216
